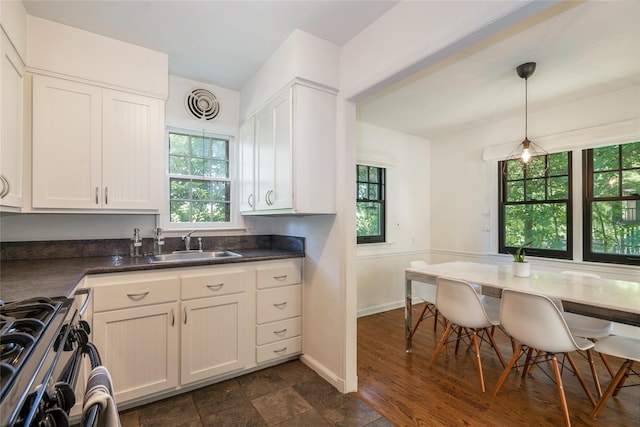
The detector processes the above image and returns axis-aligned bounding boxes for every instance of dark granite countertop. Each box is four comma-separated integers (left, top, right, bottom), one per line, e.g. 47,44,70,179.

0,236,304,302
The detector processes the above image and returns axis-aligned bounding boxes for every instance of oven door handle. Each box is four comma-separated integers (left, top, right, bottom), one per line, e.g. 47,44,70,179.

74,288,92,318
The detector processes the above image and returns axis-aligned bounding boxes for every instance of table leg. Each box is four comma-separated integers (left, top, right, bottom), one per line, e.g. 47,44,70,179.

405,277,413,353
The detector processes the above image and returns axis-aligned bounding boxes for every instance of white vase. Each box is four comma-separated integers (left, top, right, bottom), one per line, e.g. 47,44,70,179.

512,262,530,278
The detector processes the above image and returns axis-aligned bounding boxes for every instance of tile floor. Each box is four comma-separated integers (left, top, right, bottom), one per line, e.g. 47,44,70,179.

119,360,393,426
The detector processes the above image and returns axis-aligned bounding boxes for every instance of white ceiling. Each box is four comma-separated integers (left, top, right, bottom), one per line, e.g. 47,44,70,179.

22,1,640,140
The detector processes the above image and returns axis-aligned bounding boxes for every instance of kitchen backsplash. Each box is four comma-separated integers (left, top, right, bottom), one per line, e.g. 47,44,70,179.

0,235,304,261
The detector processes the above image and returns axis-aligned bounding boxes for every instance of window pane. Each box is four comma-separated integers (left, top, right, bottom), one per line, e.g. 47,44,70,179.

356,202,382,237
368,184,379,199
591,201,640,255
622,169,640,196
506,160,524,180
191,158,205,176
211,139,228,159
526,156,546,178
211,202,231,222
368,167,379,183
504,203,567,250
211,182,230,201
191,181,211,200
358,165,368,181
506,181,524,202
210,160,229,178
357,183,368,199
170,179,190,199
170,201,191,223
169,133,190,156
527,178,545,201
169,155,189,175
593,172,619,198
192,201,212,222
191,136,205,157
622,142,640,168
593,145,619,171
548,176,568,200
548,152,568,176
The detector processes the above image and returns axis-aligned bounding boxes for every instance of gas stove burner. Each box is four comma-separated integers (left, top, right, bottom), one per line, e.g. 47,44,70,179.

1,332,35,363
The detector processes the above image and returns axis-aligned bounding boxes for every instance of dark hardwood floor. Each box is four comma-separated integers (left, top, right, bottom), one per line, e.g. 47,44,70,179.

355,304,639,426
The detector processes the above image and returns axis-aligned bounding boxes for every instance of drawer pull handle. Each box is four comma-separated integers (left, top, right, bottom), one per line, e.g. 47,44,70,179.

273,347,287,354
273,302,287,309
127,291,149,300
171,308,175,327
273,328,288,336
273,275,287,281
184,307,188,325
207,283,224,291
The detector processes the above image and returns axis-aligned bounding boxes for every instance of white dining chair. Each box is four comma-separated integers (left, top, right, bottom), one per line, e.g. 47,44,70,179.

559,271,615,396
428,277,506,392
590,335,640,419
493,289,596,427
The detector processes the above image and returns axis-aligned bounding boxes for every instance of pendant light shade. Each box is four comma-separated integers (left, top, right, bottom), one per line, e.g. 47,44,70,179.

504,62,548,170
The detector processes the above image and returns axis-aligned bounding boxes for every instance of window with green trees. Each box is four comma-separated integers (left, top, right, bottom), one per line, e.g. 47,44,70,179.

357,165,385,244
168,131,231,224
584,141,640,265
499,152,572,259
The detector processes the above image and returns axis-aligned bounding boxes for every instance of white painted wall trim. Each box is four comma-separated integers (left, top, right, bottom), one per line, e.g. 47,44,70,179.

300,353,348,394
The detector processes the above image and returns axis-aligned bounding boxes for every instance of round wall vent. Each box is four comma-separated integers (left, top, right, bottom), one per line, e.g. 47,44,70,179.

185,89,220,121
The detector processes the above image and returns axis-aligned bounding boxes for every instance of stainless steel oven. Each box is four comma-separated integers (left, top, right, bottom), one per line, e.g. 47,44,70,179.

0,290,102,427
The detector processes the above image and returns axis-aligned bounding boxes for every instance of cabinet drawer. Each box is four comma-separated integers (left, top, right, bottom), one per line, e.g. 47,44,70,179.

256,260,302,289
256,285,301,324
256,317,301,346
256,336,302,364
93,278,179,312
181,270,245,300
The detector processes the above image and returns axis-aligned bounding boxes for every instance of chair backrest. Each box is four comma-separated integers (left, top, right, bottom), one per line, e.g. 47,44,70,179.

500,289,589,353
435,277,492,329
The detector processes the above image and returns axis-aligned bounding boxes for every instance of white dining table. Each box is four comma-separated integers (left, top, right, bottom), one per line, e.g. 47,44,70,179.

404,261,640,353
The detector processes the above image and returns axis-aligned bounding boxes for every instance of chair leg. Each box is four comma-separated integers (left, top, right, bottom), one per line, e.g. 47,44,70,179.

591,359,632,419
409,303,430,339
433,309,439,331
598,349,615,378
566,353,596,407
585,349,602,398
612,360,633,397
551,355,572,427
471,331,485,392
493,345,522,396
429,324,453,368
485,327,506,368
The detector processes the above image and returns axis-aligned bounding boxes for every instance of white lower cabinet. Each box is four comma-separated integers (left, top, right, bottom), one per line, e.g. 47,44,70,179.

255,259,303,364
180,268,247,385
91,273,180,404
86,259,302,407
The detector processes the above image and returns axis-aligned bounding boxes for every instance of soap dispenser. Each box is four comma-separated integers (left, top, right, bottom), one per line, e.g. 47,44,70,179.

130,228,143,258
153,227,165,255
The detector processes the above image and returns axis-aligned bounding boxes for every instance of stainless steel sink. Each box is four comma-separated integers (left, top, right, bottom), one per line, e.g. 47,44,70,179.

147,250,242,263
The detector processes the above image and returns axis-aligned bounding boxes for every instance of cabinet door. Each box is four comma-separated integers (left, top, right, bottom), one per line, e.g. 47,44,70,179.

101,89,163,210
255,89,292,210
0,32,24,209
32,75,102,209
93,302,180,404
181,293,246,385
238,117,255,212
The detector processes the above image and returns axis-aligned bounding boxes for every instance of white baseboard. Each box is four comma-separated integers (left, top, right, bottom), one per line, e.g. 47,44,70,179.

300,353,353,393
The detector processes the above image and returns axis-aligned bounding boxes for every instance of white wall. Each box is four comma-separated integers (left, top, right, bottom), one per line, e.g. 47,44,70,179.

26,16,168,99
355,123,431,315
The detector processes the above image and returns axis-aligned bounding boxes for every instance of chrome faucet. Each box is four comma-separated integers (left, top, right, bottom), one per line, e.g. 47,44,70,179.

182,230,196,251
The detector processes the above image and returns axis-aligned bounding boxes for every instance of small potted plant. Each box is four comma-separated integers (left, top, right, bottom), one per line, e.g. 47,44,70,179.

511,241,532,277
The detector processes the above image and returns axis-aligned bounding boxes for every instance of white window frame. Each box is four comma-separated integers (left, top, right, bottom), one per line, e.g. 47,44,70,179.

160,126,241,231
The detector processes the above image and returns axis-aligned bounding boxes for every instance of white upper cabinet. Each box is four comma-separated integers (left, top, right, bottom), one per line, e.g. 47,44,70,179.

238,116,255,212
32,74,164,211
240,82,336,215
0,30,24,209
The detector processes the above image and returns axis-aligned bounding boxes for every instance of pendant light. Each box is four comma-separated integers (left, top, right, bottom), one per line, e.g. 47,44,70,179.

504,62,548,171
